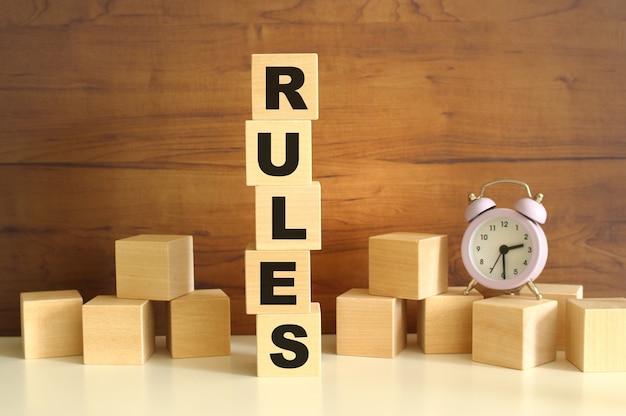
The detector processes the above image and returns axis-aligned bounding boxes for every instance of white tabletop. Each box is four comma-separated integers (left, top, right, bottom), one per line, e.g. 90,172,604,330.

1,335,625,415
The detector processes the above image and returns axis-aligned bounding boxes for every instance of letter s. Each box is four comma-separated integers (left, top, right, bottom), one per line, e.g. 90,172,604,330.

270,324,309,369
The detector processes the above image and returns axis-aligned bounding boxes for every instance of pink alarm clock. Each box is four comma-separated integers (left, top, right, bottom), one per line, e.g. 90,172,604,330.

462,179,548,300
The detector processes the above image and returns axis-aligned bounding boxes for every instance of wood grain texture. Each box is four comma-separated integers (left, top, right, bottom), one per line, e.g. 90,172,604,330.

20,289,83,358
82,295,155,365
566,297,626,372
251,53,318,120
2,1,626,335
520,283,583,350
336,288,407,358
256,302,321,377
255,182,321,250
115,234,194,301
166,289,231,359
245,120,313,186
418,286,483,354
473,296,558,370
245,244,311,314
369,232,448,300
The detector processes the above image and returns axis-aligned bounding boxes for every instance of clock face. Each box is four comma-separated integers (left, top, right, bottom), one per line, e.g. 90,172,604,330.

461,207,548,292
468,216,534,281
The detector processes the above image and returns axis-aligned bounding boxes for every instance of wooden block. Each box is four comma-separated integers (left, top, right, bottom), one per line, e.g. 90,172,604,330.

566,298,626,372
418,286,483,354
520,283,583,350
115,234,194,301
82,295,154,365
166,289,231,358
245,120,312,186
245,244,311,315
20,290,83,359
255,182,321,251
336,288,406,358
369,232,448,300
473,296,557,370
251,53,318,120
256,302,321,377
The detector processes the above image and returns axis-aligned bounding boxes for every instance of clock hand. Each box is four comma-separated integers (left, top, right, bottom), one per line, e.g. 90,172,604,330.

489,244,524,277
496,244,509,280
500,244,524,279
489,252,502,274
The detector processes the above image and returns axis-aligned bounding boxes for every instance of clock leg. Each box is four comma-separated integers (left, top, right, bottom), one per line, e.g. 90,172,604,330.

464,279,478,296
525,281,542,300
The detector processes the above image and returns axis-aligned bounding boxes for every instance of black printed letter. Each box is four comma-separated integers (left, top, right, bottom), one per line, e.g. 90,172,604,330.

272,197,306,240
266,67,308,110
260,262,296,305
257,132,300,176
270,324,309,369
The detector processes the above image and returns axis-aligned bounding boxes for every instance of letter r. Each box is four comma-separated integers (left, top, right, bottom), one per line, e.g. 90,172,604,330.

266,67,308,110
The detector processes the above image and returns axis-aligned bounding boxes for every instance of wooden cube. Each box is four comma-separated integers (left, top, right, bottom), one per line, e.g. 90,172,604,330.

246,120,312,186
256,302,321,377
369,232,448,300
566,298,626,372
418,286,483,354
20,290,83,359
166,289,231,358
255,182,321,251
83,295,154,365
251,53,318,120
245,244,311,314
336,288,406,358
473,296,557,370
520,283,583,350
115,234,194,301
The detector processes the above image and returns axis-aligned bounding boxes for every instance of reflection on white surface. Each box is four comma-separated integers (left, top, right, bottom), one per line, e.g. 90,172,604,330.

1,335,625,415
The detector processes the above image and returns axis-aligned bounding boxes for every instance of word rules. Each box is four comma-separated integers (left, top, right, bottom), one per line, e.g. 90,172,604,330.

245,53,322,377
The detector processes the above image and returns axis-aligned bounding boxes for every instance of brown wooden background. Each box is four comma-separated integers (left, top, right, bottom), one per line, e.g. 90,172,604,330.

2,0,626,336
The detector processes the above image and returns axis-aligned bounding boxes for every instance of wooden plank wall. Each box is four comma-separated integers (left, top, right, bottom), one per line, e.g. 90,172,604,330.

1,1,625,335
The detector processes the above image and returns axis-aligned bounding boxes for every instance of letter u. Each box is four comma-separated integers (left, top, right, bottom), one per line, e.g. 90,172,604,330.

257,132,300,177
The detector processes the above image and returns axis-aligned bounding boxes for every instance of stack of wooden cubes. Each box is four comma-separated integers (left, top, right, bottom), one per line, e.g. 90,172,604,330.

336,232,450,358
245,53,322,376
335,231,573,369
20,234,231,364
335,232,625,373
97,234,231,364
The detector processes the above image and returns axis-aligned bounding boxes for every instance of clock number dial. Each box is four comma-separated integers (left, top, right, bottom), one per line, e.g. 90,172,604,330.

470,217,533,281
